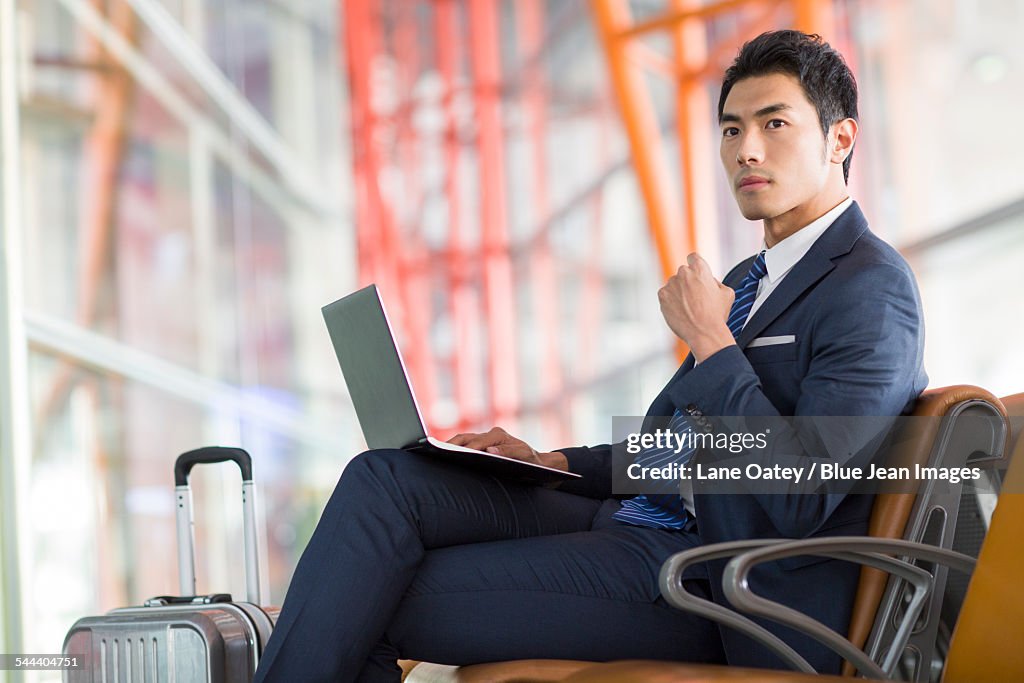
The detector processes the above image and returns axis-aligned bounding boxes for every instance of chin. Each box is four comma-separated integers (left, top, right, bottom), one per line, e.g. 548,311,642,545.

735,191,799,222
736,198,773,221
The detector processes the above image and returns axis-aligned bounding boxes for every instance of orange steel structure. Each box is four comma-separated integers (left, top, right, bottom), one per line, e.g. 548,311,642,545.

591,0,838,360
341,0,844,432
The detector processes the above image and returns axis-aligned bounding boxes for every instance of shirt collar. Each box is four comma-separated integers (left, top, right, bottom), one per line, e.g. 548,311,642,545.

762,196,854,284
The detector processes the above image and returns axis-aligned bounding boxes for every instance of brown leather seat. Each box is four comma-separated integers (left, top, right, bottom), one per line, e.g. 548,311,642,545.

403,385,1007,682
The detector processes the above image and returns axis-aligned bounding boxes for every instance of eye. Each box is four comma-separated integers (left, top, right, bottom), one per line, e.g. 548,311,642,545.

722,127,739,138
767,119,787,129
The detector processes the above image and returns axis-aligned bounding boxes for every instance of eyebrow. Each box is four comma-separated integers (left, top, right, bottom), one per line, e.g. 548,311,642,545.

719,103,793,125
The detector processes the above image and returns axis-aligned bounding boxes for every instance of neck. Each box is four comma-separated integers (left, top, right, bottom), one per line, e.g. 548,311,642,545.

763,189,849,248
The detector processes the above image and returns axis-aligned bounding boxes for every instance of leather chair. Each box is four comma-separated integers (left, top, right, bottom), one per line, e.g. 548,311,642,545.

844,385,1007,678
401,385,1008,682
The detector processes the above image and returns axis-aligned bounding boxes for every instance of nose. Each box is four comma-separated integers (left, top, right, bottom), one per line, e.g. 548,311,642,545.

735,132,764,166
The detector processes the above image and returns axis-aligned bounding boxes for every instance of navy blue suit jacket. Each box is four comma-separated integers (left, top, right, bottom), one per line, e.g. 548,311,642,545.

556,201,928,672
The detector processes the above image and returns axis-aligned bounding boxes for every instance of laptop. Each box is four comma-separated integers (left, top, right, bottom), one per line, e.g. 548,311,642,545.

322,284,580,484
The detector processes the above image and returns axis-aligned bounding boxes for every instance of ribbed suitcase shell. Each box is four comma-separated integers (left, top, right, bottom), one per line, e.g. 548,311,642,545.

63,603,279,683
62,448,277,683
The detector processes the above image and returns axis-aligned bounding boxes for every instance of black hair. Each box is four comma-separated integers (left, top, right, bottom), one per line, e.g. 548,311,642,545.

718,30,858,183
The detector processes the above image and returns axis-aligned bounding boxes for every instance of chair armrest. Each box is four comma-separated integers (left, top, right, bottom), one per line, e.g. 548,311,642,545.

659,538,940,678
724,537,976,678
658,539,818,673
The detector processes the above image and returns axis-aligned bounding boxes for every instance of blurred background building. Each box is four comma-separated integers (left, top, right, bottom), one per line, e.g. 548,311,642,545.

0,1,1022,679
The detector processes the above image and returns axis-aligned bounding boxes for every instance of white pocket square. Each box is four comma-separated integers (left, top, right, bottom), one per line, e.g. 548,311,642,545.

747,335,796,348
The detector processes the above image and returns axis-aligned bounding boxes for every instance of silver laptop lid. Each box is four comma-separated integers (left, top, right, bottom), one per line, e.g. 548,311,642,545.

322,284,428,450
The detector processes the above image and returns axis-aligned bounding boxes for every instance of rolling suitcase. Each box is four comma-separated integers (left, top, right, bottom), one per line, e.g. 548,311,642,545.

63,447,279,682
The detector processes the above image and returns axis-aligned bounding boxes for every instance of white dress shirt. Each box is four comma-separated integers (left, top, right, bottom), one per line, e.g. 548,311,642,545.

746,195,853,323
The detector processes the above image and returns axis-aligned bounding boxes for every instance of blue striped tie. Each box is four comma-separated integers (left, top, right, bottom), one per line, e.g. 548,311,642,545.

612,250,768,529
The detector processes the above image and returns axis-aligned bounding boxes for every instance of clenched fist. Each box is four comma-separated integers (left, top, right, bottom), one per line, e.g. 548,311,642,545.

659,252,737,362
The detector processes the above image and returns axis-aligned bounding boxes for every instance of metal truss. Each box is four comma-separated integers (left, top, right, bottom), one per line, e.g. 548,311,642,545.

591,0,838,360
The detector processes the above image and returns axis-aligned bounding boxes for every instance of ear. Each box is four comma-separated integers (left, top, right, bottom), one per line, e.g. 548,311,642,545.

829,118,858,165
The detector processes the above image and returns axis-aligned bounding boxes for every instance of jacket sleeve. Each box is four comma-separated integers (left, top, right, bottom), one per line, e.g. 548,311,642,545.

551,443,620,499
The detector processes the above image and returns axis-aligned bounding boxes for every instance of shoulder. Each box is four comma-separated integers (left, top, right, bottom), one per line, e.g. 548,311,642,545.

826,228,920,301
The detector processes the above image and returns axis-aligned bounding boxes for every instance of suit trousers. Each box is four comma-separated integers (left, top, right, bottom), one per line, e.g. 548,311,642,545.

252,448,726,683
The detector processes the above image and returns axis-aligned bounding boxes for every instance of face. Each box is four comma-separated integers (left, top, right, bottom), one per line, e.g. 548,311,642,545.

719,72,843,231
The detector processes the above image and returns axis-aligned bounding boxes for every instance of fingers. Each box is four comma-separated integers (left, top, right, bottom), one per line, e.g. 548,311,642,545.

447,426,510,451
657,283,670,304
486,444,538,465
448,432,491,449
687,252,712,278
670,253,712,283
664,253,715,303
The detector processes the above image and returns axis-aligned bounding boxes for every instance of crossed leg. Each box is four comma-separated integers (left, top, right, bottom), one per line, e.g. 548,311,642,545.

253,449,723,683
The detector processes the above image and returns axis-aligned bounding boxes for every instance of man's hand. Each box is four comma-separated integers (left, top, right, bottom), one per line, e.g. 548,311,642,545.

659,252,737,362
448,427,568,472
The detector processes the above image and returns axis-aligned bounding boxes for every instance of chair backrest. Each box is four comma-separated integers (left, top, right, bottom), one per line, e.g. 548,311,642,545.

942,423,1024,682
843,385,1007,677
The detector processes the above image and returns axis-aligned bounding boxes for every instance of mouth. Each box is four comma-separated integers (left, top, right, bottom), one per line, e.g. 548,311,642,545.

738,177,771,192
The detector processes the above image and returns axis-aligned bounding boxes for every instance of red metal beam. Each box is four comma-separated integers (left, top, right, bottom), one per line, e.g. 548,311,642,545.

435,0,482,434
390,3,440,429
343,0,389,292
344,0,428,425
466,0,520,426
516,0,568,445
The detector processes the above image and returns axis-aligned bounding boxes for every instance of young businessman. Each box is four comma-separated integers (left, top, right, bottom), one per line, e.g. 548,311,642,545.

253,30,927,681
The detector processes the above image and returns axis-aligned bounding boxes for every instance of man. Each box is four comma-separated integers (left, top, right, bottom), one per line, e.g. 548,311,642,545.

254,30,927,682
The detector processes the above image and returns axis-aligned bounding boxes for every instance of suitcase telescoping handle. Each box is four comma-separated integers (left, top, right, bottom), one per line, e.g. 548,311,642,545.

174,447,261,605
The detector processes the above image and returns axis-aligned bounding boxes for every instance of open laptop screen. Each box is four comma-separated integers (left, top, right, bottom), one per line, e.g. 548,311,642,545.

322,284,428,450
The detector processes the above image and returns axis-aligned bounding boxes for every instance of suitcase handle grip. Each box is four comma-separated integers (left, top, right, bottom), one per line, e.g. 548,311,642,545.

175,447,253,486
175,447,261,605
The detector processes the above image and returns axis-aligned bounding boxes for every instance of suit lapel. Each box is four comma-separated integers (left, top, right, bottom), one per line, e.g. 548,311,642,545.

733,249,834,348
733,201,869,349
